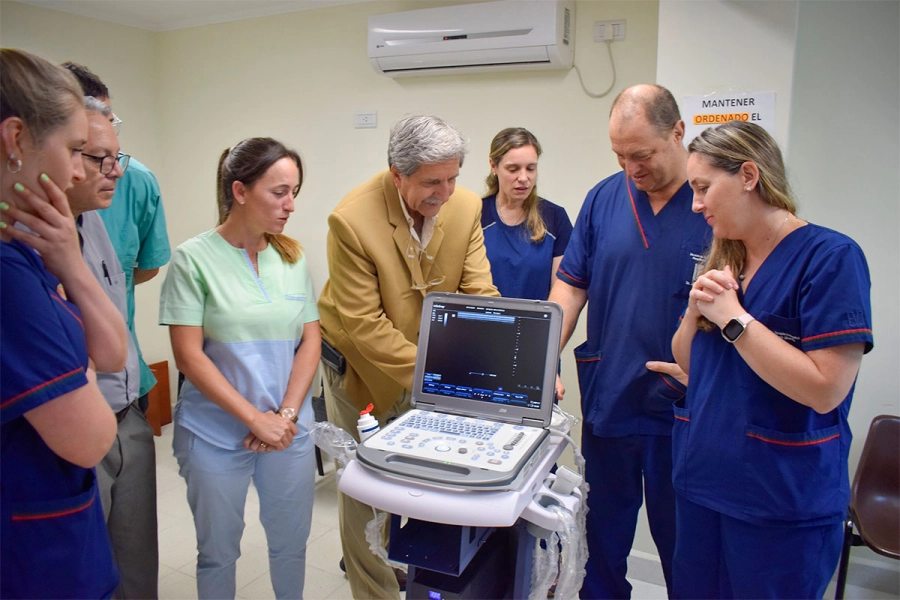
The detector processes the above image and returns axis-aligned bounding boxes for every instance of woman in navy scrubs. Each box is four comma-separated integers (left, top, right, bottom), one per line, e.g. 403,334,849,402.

671,121,873,599
0,49,124,598
481,128,572,300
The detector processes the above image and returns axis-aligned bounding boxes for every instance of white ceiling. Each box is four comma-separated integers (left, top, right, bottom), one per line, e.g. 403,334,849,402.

13,0,376,32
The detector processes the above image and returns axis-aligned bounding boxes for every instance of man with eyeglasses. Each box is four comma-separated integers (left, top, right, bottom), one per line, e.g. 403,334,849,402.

62,62,171,420
66,96,159,600
318,115,498,600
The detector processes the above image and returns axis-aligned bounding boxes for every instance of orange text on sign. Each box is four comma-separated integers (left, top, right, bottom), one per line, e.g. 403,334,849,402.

693,113,750,125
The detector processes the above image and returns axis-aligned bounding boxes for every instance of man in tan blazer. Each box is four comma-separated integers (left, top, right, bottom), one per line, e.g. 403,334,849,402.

318,115,498,599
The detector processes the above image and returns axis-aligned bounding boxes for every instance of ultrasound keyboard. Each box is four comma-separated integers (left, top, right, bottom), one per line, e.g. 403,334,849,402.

357,409,549,488
400,412,502,441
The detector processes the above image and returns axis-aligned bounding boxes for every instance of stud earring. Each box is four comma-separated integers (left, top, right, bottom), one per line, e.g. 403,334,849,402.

6,154,22,174
745,186,752,191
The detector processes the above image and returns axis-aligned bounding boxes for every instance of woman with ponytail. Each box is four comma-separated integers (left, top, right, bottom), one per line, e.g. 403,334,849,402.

160,138,320,599
481,127,572,299
670,121,873,598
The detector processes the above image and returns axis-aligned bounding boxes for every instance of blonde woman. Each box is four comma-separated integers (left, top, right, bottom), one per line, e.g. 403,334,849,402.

0,48,122,598
482,127,572,299
671,121,872,598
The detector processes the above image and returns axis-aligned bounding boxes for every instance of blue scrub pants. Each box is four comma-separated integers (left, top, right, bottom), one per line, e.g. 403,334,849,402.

672,495,843,599
580,430,676,599
174,425,315,600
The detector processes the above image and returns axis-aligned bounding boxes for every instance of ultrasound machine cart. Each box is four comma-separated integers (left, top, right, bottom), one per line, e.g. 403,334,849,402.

340,431,581,599
338,293,583,599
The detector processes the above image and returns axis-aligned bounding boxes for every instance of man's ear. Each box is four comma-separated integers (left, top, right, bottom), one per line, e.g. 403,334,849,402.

390,165,403,190
671,120,685,146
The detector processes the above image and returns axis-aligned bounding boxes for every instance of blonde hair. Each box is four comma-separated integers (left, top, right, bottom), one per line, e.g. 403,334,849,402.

1,48,84,145
217,138,304,264
688,121,796,330
484,128,546,242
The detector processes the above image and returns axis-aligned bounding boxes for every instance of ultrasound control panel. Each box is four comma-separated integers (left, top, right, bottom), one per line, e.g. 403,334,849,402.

357,409,549,488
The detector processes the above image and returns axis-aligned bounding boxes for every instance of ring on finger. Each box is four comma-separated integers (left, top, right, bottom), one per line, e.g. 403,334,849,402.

260,442,268,448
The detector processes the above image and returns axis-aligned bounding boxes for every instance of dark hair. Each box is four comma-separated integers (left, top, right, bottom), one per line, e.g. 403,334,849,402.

1,48,84,145
217,137,304,263
484,127,547,242
610,84,681,137
61,61,110,99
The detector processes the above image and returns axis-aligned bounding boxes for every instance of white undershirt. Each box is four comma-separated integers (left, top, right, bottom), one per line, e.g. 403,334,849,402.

398,193,436,252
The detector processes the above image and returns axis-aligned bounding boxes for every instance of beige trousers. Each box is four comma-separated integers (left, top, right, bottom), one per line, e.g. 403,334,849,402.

321,365,410,600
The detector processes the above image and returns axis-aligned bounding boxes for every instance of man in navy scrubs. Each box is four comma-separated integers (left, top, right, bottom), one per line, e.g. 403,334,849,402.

549,84,711,598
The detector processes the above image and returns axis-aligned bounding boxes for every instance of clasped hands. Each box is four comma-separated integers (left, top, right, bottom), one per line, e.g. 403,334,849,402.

243,410,298,453
689,264,744,329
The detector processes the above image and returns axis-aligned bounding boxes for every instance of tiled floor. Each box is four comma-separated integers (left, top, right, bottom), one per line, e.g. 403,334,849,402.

155,424,896,600
155,423,667,600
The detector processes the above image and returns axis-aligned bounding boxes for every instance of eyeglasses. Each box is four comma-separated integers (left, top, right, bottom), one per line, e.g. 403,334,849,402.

82,152,130,175
406,239,445,290
111,114,123,135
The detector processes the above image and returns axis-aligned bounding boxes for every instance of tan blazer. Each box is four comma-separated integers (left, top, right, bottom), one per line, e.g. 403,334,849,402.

318,170,498,414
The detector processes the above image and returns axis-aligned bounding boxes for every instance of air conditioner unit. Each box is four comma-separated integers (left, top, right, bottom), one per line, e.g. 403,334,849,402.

368,0,575,78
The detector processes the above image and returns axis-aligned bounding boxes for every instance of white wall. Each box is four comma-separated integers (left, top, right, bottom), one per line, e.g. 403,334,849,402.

0,1,161,171
657,0,799,148
788,0,900,572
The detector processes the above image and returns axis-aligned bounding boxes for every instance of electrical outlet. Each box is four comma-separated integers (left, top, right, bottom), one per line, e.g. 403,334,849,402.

594,20,626,42
354,111,377,129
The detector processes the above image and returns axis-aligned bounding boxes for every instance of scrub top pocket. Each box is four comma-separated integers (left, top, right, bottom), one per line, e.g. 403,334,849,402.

2,470,118,598
756,312,802,349
574,344,602,418
672,241,707,300
740,423,843,521
671,404,691,493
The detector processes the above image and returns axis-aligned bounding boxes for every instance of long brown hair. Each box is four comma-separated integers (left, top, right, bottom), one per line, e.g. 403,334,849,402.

689,121,796,330
217,137,304,264
484,127,546,242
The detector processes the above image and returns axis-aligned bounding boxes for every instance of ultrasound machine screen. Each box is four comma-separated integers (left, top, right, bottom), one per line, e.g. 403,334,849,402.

421,302,552,410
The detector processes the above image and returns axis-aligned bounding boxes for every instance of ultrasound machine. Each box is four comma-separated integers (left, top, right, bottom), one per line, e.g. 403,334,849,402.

338,293,585,599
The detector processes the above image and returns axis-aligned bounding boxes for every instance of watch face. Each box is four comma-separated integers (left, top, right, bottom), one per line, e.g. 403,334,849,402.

723,318,744,342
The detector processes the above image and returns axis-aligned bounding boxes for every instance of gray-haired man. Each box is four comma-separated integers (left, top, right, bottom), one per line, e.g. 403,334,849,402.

318,115,498,599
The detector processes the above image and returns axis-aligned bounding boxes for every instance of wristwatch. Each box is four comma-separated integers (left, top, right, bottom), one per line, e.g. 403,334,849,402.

277,406,298,423
722,313,755,343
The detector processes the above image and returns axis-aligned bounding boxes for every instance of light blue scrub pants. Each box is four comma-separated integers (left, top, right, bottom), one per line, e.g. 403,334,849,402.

174,424,315,600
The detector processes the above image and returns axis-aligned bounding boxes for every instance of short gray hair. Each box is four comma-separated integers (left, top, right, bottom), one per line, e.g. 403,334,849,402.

388,115,468,176
83,95,111,118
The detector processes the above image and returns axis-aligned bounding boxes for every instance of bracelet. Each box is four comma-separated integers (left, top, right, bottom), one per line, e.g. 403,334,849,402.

277,406,298,423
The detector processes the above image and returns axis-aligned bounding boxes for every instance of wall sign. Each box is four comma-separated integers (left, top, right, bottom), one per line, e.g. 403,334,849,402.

682,91,776,145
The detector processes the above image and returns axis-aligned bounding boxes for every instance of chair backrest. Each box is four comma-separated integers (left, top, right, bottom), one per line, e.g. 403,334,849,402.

851,414,900,559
